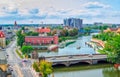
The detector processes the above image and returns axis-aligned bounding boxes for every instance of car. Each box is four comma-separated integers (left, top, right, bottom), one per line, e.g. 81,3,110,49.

68,55,73,58
52,57,56,60
22,59,27,62
2,48,6,51
88,54,93,57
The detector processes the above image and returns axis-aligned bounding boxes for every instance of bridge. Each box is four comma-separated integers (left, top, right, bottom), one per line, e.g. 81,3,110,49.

45,54,107,67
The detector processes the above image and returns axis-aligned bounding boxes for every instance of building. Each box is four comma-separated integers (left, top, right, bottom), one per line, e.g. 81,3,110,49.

25,35,58,45
0,51,9,76
94,22,103,26
36,27,51,34
0,31,6,48
104,28,120,33
64,18,83,29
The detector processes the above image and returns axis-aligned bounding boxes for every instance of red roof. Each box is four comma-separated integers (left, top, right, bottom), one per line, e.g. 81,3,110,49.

36,27,51,33
109,28,118,31
0,31,5,38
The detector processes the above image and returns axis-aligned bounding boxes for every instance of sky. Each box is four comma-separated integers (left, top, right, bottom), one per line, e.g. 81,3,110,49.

0,0,120,24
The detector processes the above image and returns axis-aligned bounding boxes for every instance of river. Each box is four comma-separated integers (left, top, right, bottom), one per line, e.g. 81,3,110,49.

51,64,120,77
39,35,118,77
38,35,95,57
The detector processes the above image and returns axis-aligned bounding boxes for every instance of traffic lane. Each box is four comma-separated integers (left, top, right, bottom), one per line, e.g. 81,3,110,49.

21,68,33,77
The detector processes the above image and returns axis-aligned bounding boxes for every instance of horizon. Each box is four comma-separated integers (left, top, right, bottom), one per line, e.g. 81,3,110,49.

0,0,120,24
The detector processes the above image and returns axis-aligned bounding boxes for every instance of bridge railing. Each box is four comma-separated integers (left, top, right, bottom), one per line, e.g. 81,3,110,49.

45,54,107,58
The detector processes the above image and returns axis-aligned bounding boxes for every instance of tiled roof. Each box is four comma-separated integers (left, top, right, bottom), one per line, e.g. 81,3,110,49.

109,28,118,31
0,31,5,38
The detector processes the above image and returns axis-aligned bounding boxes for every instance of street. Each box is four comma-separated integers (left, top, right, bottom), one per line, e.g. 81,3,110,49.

5,39,34,77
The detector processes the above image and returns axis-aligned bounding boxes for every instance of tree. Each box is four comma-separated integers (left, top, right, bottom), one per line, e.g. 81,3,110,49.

21,45,33,55
33,62,40,72
26,31,39,36
100,35,120,63
33,60,53,77
51,29,57,35
60,29,68,36
39,60,53,77
84,27,91,35
16,30,25,47
68,28,78,36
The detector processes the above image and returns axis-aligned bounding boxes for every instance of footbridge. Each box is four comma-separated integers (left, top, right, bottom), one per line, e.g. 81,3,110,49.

45,54,107,67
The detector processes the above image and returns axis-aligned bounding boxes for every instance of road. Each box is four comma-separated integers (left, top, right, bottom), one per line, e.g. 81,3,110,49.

45,54,107,62
5,39,34,77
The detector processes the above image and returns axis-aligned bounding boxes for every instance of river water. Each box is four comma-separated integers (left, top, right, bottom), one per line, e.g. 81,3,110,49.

52,65,120,77
39,35,119,77
38,35,95,57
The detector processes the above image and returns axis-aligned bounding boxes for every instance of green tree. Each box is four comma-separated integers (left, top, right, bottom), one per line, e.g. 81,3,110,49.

16,30,25,47
60,29,68,36
68,28,78,36
84,27,91,35
26,31,39,36
39,60,53,77
21,45,33,55
33,60,53,77
33,62,40,72
100,35,120,63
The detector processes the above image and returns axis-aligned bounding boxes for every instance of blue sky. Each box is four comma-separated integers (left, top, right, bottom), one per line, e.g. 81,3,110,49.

0,0,120,24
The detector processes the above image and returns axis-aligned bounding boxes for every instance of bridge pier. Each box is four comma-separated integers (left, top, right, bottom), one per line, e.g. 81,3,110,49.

64,61,70,67
92,60,98,64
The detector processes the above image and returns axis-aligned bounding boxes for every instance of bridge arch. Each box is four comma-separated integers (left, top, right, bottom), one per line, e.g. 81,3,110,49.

52,64,66,67
70,62,90,66
97,59,108,64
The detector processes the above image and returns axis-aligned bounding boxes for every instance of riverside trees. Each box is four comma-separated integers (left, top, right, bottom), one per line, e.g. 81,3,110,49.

100,35,120,63
21,45,33,55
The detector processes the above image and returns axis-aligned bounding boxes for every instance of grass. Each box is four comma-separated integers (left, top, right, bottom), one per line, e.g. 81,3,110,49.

59,36,78,42
65,41,76,46
53,64,113,72
16,49,23,59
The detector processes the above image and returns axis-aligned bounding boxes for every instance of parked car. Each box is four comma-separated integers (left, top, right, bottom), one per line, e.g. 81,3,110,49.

22,59,27,62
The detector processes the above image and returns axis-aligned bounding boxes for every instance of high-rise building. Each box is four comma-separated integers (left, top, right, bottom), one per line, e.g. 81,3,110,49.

64,18,83,29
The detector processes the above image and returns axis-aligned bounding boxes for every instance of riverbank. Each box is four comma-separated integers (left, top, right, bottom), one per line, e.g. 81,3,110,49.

85,38,105,54
59,40,76,48
53,64,112,72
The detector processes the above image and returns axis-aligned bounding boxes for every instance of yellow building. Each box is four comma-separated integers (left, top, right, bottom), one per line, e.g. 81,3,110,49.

0,31,6,48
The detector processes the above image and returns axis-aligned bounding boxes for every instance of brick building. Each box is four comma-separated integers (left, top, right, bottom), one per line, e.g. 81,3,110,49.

25,35,58,45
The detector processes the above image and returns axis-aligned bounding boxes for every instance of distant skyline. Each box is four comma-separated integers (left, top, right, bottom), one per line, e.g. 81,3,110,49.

0,0,120,24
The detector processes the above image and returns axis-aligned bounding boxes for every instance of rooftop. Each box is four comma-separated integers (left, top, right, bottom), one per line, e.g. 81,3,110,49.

25,36,54,38
0,30,5,38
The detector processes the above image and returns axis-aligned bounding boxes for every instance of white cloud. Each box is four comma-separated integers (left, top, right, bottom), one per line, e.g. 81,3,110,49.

0,0,119,24
83,1,111,9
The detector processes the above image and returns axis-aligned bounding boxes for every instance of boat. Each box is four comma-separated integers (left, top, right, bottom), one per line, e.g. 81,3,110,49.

76,46,81,49
48,45,58,51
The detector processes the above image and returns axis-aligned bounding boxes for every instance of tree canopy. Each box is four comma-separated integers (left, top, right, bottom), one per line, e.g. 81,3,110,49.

21,45,33,55
33,60,53,77
100,35,120,63
16,30,25,47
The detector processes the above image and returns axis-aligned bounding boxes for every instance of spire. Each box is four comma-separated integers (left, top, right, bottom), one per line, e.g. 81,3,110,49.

14,21,17,27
